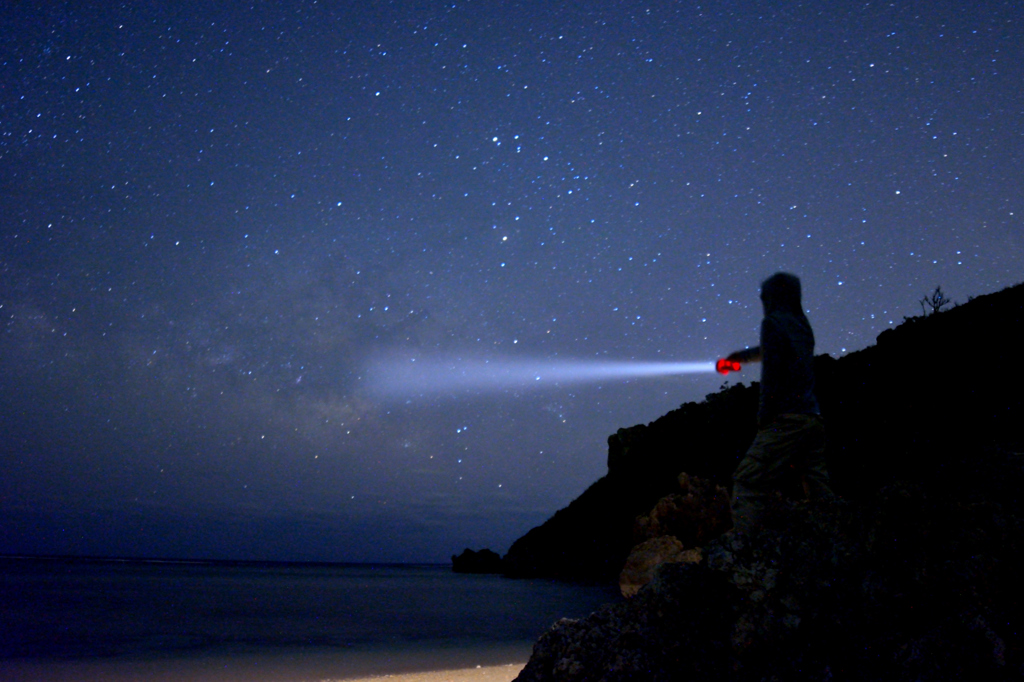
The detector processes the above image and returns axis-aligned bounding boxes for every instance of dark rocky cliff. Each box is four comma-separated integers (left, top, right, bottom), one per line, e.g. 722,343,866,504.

503,282,1024,581
502,382,758,580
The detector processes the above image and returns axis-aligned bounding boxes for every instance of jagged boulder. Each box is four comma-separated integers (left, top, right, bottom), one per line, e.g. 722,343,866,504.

617,472,730,597
618,535,701,597
451,548,503,573
705,497,849,679
515,561,733,682
633,472,732,547
516,476,1022,681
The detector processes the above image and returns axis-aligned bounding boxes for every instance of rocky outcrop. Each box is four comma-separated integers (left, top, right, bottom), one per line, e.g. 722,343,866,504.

517,470,1023,680
451,548,503,573
516,562,733,681
633,472,732,547
618,536,700,597
617,473,730,596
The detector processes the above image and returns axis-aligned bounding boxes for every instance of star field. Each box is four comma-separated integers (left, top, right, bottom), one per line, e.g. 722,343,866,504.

1,1,1020,561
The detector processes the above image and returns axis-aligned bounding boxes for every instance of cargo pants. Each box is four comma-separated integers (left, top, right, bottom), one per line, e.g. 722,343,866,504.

731,413,833,534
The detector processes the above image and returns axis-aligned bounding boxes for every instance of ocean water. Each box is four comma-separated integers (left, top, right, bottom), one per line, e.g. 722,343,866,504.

0,557,618,681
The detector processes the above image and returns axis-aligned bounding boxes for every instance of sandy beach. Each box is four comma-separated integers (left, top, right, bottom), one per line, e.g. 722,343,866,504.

0,646,530,682
0,660,527,682
353,663,525,681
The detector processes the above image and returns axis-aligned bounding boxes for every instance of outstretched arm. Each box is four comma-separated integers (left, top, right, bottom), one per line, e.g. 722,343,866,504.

727,346,762,364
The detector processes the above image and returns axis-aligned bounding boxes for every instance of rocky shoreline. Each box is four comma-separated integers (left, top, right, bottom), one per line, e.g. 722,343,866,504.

517,475,1021,680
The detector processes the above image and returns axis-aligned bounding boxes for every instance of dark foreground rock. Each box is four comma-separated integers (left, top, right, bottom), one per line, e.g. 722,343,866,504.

517,562,732,681
618,535,701,598
516,461,1024,681
632,473,732,548
618,473,731,596
451,548,503,573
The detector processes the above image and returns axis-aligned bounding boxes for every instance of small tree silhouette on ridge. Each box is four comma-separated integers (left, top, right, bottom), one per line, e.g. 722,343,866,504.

919,285,952,316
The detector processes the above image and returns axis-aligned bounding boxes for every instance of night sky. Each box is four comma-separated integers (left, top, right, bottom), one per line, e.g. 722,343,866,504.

1,2,1020,563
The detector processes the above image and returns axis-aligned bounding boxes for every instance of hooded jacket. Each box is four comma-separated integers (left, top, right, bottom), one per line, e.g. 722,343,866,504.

757,273,820,424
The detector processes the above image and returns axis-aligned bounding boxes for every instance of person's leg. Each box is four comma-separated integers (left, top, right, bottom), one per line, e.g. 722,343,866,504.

790,414,833,501
731,414,831,532
730,454,765,535
731,424,792,533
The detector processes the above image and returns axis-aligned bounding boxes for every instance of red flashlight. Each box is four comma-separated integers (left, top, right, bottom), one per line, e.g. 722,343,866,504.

716,358,742,375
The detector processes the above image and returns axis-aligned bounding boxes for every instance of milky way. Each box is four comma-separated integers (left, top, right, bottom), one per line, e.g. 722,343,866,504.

1,2,1020,561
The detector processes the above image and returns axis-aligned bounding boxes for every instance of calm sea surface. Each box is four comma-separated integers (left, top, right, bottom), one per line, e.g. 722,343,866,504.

0,557,618,680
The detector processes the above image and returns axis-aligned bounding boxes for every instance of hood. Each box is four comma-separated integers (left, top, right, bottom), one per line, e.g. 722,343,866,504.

760,272,803,315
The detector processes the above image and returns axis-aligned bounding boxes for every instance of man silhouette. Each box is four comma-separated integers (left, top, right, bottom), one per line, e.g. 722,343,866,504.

725,272,833,533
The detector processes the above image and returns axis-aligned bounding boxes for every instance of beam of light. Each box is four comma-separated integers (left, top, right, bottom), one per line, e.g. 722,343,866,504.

365,357,718,397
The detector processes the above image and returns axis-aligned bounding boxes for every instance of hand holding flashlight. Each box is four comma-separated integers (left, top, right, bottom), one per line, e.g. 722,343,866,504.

717,347,762,375
716,358,742,375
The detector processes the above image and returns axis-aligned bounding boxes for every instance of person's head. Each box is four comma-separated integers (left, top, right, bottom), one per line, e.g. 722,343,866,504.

760,272,803,315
